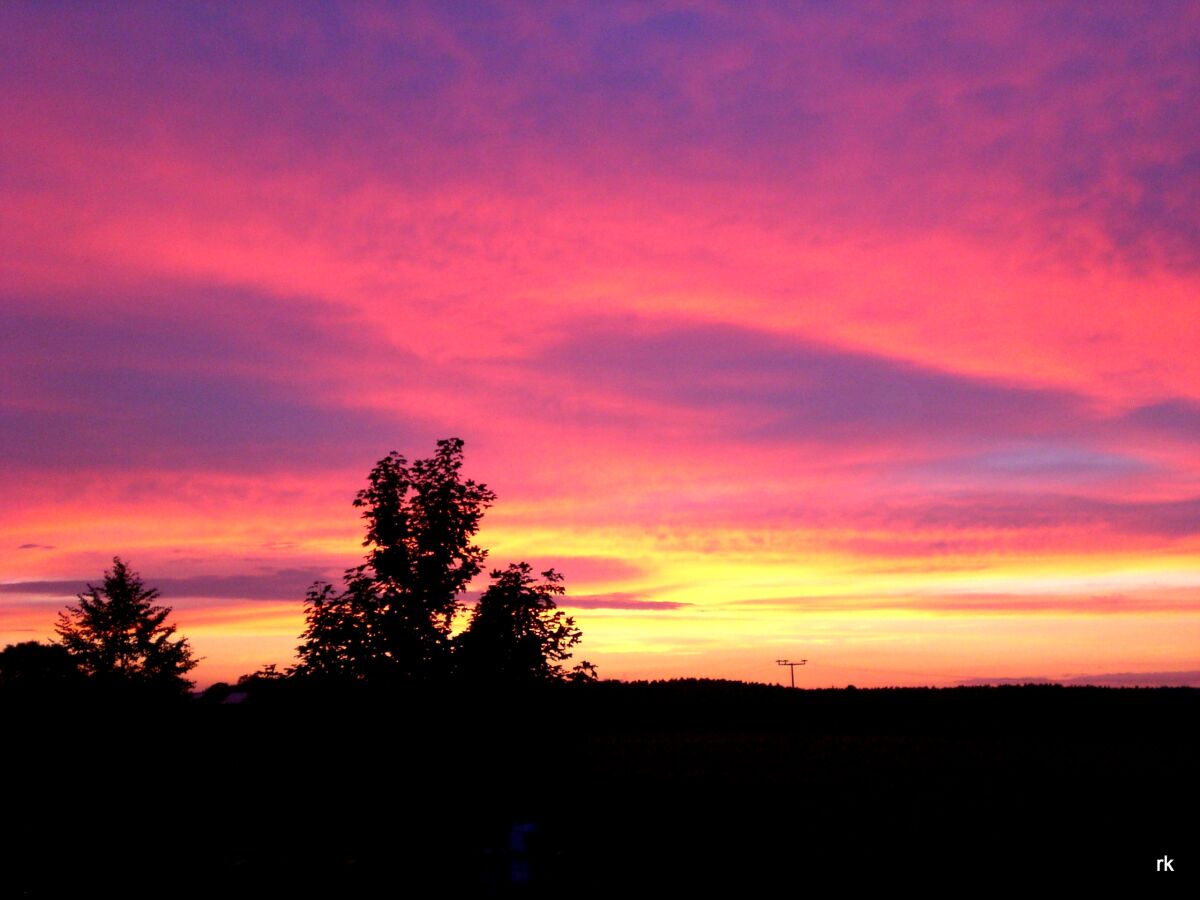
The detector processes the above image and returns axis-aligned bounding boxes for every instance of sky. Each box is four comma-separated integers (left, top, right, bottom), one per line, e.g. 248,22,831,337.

2,2,1199,688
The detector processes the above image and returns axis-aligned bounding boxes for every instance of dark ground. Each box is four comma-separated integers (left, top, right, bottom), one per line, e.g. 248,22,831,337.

3,680,1196,893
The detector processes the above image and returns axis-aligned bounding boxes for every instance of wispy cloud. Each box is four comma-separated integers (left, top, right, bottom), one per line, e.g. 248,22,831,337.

562,592,690,611
0,568,332,602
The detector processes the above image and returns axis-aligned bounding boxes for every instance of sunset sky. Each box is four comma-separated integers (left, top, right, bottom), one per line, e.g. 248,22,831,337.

3,2,1199,688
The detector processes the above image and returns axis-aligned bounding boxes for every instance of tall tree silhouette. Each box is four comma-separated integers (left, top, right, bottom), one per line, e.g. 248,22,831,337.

456,563,595,683
55,557,197,693
295,438,496,681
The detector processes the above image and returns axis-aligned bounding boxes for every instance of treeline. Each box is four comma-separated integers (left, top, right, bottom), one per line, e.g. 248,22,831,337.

0,438,595,700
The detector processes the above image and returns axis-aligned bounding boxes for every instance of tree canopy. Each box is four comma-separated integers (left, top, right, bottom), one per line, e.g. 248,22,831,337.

456,563,596,684
0,640,82,693
294,438,497,681
293,438,596,687
55,557,198,693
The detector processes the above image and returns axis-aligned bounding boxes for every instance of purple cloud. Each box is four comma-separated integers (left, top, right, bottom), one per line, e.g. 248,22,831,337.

903,493,1200,538
0,568,332,601
484,555,648,586
0,285,436,471
561,592,689,611
535,318,1089,445
4,2,1196,270
1122,398,1200,441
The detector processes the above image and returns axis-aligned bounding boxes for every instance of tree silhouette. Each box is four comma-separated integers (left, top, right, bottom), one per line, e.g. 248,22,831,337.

456,563,596,683
295,438,496,681
55,557,197,693
0,641,82,693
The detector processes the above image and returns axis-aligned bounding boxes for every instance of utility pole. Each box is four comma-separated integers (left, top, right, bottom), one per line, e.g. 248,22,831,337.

776,658,807,688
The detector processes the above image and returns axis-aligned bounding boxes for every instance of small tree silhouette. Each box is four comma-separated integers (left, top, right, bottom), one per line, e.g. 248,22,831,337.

55,557,197,693
0,641,82,692
456,563,595,683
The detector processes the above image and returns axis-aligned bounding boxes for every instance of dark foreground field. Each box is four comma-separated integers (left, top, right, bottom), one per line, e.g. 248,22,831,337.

3,680,1196,893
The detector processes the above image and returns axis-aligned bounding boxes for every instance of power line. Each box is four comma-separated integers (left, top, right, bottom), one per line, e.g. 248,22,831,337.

776,658,807,688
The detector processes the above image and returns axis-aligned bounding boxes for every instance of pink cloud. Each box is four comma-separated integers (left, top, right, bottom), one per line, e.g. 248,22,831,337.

3,2,1199,685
